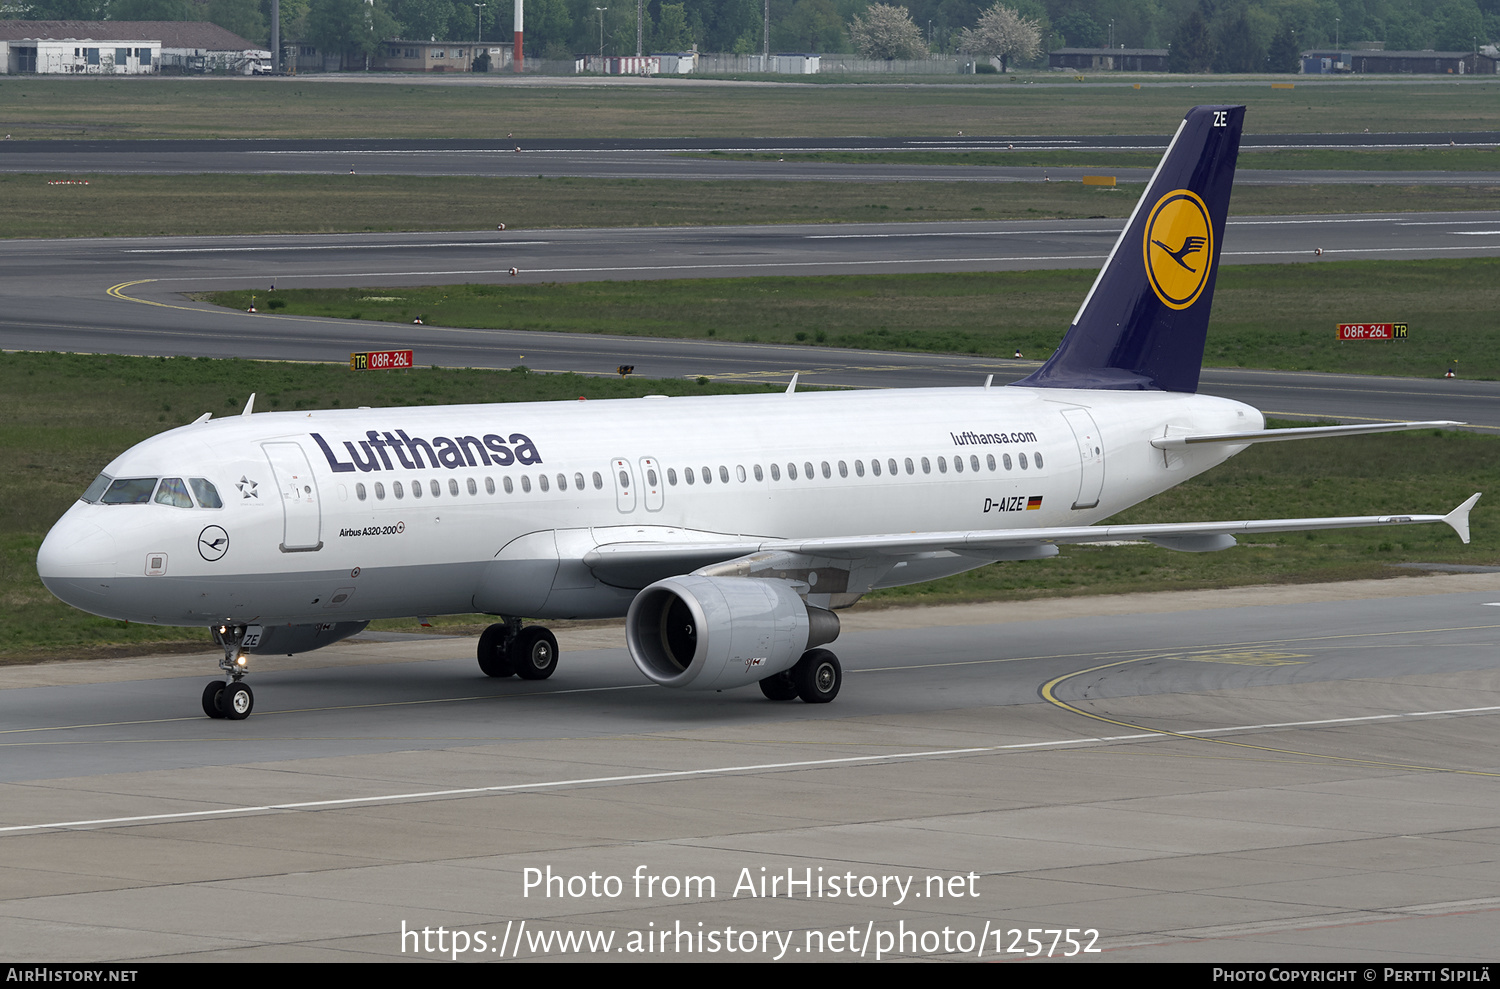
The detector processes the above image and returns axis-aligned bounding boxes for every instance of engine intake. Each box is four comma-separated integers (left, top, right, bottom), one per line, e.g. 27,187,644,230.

626,576,839,691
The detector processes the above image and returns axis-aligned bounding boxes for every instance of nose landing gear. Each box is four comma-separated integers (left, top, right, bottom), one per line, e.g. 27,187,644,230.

204,624,256,720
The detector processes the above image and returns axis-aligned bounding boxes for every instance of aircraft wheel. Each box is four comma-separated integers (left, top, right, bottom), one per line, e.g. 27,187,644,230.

792,649,841,704
758,671,799,701
202,680,227,719
513,626,559,680
477,623,516,677
222,681,254,721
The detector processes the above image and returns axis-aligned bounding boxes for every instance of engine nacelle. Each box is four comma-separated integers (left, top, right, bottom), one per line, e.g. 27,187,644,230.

626,576,839,691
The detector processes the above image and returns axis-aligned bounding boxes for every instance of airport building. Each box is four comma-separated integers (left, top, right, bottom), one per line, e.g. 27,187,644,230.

0,21,265,74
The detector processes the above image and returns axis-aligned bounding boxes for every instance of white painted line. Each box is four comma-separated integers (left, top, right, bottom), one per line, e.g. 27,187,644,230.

3,705,1493,836
807,229,1119,240
124,241,549,254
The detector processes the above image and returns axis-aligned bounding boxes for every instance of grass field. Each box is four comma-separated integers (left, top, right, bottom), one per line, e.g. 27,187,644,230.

5,172,1498,240
0,76,1497,141
204,257,1500,380
2,352,1494,661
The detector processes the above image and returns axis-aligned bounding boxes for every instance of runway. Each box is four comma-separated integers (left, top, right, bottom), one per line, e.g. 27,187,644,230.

4,134,1498,186
4,214,1499,428
2,575,1497,960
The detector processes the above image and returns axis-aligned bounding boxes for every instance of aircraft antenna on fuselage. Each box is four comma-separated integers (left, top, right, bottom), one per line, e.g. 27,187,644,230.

241,393,255,416
1016,104,1245,395
785,373,799,395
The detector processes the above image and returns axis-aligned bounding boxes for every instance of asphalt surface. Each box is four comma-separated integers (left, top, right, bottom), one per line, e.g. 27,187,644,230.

4,133,1498,184
3,577,1497,960
4,214,1499,428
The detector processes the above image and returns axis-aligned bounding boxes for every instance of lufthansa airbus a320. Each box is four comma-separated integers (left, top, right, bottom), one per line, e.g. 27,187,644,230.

38,106,1477,720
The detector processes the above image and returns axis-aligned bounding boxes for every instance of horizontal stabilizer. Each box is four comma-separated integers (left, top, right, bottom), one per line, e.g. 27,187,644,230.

1152,420,1463,450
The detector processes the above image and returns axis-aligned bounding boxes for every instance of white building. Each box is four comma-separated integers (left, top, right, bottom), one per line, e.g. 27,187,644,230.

0,21,263,75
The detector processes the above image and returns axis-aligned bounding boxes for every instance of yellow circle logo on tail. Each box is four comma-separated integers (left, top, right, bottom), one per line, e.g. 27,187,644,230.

1142,190,1213,310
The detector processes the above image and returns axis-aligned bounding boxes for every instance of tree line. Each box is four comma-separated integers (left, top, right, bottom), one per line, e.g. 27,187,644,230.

13,0,1497,66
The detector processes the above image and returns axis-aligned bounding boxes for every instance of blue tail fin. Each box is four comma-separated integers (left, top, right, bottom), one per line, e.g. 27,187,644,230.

1016,105,1244,393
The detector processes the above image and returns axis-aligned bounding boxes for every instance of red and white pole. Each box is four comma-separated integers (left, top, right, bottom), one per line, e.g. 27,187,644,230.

513,0,523,72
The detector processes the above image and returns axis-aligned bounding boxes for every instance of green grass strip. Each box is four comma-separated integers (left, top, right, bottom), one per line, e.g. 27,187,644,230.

205,258,1500,380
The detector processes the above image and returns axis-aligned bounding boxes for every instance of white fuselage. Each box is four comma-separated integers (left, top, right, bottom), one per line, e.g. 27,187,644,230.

37,385,1261,629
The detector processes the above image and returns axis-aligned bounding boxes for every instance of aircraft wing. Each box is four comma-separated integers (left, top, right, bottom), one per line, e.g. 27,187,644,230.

584,494,1480,589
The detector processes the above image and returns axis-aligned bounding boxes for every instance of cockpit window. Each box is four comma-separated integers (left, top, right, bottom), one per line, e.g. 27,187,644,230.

100,478,158,504
189,478,222,509
80,473,113,504
154,477,193,508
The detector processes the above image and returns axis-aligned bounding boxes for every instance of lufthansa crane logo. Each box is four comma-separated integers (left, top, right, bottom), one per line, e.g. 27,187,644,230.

1142,189,1213,310
198,525,230,562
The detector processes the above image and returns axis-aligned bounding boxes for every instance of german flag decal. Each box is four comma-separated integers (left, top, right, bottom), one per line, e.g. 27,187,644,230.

1027,496,1043,510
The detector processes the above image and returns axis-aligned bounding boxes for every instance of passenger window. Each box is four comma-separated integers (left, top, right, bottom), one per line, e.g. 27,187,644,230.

871,459,881,477
522,475,532,493
890,459,899,476
821,461,831,479
558,473,568,491
854,460,864,477
936,457,947,474
155,477,193,508
788,463,798,480
685,468,695,485
189,478,223,508
592,472,603,490
1003,454,1012,471
904,458,914,475
539,474,550,492
770,463,781,481
971,456,981,472
575,472,585,490
736,465,746,482
646,469,657,487
485,477,495,495
618,470,630,488
411,480,421,498
1034,452,1044,469
356,483,367,501
753,465,763,481
467,478,477,495
395,481,406,499
987,454,996,471
101,478,157,504
431,479,442,497
375,482,386,500
701,467,712,484
953,456,963,473
450,479,460,496
719,466,729,484
805,461,814,479
921,457,931,474
1019,453,1029,470
504,476,514,493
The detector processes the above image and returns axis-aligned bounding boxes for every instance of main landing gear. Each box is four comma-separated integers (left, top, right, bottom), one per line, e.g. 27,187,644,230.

204,624,255,720
477,617,559,681
759,649,842,704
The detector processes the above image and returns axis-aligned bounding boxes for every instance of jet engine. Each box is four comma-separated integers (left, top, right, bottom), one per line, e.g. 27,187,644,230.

625,575,839,691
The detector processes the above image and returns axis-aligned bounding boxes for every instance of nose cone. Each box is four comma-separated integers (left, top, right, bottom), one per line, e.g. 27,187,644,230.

37,517,117,612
